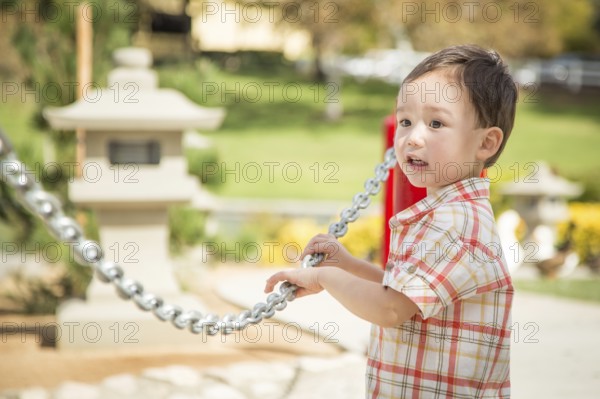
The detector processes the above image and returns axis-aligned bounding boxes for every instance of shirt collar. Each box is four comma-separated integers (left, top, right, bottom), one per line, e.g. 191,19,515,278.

389,177,491,227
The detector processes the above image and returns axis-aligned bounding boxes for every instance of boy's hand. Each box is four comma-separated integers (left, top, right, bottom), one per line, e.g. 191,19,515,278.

264,268,323,298
301,234,352,269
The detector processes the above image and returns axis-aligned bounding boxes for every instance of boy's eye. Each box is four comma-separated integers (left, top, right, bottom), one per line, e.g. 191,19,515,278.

429,120,443,128
399,119,411,127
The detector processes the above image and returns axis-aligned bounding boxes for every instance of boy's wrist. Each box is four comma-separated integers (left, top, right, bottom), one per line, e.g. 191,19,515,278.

315,266,336,290
314,267,325,290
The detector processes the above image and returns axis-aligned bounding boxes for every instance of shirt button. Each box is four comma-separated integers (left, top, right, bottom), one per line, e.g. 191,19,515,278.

385,261,394,271
407,265,417,274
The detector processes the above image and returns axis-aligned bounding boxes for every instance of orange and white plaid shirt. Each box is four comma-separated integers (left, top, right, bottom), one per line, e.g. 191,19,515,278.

367,177,513,398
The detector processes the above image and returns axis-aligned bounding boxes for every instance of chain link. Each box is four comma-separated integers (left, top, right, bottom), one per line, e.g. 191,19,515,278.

0,128,396,336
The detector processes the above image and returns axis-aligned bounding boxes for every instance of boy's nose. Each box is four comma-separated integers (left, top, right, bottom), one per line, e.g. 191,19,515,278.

406,126,425,148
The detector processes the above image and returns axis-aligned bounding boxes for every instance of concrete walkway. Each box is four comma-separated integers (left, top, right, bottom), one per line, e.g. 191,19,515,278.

510,291,600,399
0,354,367,399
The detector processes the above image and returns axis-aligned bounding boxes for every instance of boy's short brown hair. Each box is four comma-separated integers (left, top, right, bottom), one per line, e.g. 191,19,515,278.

403,44,518,167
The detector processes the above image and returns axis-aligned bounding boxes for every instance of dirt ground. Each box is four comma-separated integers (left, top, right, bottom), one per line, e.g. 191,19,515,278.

0,265,341,391
0,322,320,390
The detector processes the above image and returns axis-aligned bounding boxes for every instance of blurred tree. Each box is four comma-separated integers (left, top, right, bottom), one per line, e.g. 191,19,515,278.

241,0,599,80
1,0,137,199
248,0,384,80
1,0,137,181
384,0,599,58
4,0,137,112
0,0,137,299
593,0,600,39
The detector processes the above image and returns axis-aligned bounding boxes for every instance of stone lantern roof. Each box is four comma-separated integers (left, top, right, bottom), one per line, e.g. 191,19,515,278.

44,47,225,132
44,89,225,132
500,162,583,198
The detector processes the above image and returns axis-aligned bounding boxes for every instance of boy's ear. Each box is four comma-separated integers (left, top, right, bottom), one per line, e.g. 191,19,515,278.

477,127,503,162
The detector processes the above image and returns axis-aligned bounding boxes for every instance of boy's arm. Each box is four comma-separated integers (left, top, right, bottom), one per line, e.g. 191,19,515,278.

265,267,419,327
342,258,385,283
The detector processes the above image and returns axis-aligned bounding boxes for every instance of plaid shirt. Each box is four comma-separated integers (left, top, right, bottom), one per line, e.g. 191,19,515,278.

367,178,513,398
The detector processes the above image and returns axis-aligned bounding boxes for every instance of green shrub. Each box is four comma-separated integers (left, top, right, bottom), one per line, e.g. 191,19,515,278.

204,214,385,267
339,216,383,264
169,206,208,253
566,172,600,202
186,147,223,189
3,271,76,314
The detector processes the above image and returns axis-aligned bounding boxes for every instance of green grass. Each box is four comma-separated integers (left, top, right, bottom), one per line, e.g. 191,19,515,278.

157,62,397,200
157,62,600,200
514,278,600,304
497,89,600,179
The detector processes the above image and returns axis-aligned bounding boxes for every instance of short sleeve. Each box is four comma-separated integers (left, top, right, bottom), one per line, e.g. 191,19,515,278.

384,210,487,319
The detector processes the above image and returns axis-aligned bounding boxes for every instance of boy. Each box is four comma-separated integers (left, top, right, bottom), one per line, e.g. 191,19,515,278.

265,44,517,398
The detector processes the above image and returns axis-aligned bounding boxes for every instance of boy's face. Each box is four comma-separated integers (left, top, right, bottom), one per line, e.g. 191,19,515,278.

395,69,491,193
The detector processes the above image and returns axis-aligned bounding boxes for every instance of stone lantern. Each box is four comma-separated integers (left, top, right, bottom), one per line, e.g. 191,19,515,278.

499,162,582,276
500,162,582,234
44,47,225,349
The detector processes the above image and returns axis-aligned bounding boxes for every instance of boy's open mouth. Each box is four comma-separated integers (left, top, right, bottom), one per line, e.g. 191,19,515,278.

407,155,429,167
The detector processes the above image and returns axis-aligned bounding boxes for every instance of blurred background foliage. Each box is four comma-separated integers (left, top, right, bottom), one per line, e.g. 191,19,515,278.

254,0,600,62
560,203,600,272
0,0,137,204
0,0,136,312
1,0,600,313
398,0,599,58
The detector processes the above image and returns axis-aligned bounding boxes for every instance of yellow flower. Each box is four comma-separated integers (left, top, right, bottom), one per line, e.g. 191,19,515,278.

559,203,600,261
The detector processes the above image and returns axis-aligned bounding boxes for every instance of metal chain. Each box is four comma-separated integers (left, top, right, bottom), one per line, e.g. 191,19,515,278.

0,129,397,336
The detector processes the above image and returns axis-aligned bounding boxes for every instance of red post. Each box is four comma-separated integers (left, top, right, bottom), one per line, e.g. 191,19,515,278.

382,115,427,267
